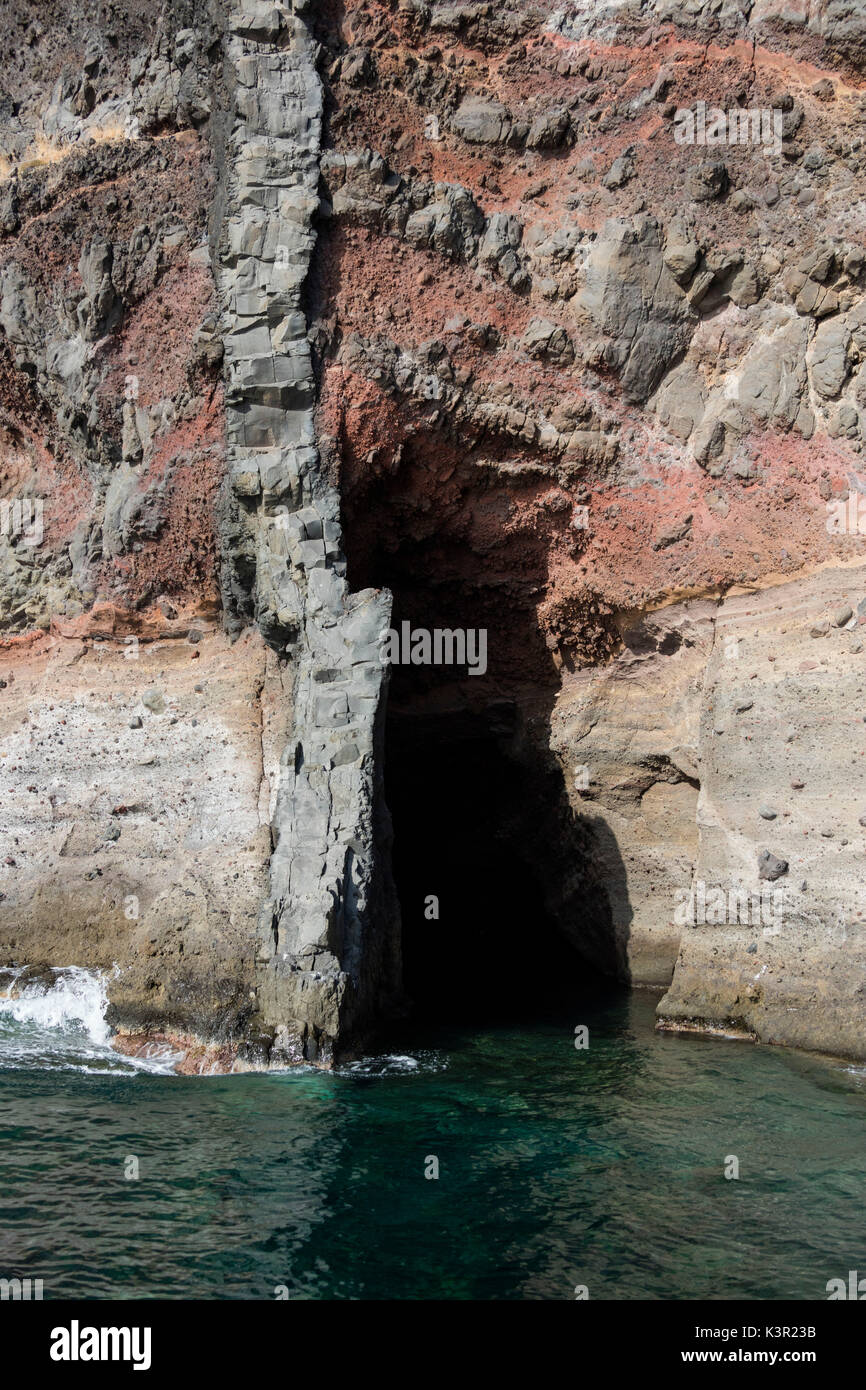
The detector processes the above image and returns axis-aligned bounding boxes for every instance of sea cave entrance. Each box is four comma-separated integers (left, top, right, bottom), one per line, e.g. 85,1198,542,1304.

384,701,615,1025
336,421,625,1027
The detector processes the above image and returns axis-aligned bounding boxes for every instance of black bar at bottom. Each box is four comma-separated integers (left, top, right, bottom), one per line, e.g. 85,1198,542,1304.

2,1297,859,1376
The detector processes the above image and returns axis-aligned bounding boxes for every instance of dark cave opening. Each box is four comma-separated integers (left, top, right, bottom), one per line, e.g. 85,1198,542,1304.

385,704,613,1025
334,415,626,1027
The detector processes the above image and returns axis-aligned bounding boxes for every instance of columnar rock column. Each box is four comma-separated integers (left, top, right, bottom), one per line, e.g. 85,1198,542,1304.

219,0,401,1065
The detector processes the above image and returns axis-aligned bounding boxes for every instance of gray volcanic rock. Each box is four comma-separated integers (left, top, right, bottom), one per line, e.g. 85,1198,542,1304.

757,850,788,880
0,0,865,1075
450,99,511,145
216,1,401,1065
572,216,697,402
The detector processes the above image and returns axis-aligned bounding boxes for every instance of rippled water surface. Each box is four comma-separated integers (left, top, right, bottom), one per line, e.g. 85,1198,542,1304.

2,972,865,1299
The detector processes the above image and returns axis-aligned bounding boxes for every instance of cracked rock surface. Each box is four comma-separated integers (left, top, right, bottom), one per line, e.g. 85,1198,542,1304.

0,0,865,1066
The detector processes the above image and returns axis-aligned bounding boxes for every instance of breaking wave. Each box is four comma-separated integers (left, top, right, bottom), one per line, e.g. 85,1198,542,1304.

0,965,178,1075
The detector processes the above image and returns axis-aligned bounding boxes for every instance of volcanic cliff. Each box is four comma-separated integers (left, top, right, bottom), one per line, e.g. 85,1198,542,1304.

0,0,864,1067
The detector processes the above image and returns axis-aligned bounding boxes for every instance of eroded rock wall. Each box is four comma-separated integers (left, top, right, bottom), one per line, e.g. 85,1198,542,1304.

0,1,267,1062
0,0,403,1067
312,0,866,1058
217,1,401,1065
0,0,864,1064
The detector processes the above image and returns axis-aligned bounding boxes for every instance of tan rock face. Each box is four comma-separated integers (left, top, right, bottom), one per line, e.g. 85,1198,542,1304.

552,606,708,985
657,565,866,1057
548,562,866,1056
0,622,289,1047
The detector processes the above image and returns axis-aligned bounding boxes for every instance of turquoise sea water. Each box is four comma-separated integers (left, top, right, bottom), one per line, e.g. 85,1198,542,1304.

1,974,865,1300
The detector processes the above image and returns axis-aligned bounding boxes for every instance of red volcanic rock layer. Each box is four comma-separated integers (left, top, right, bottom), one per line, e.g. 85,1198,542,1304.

0,126,222,625
310,1,865,699
0,0,863,1063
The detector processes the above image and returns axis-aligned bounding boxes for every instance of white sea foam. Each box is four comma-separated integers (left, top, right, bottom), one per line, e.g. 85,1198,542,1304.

1,964,113,1042
0,965,176,1074
0,968,444,1077
337,1051,446,1077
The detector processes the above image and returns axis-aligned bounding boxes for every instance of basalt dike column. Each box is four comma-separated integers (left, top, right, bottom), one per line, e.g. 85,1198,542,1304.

218,0,401,1066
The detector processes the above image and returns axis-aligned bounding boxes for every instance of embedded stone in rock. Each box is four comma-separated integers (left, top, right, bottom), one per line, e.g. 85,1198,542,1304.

808,322,852,400
450,99,511,145
685,161,727,202
663,236,700,284
141,689,165,714
758,851,789,881
572,216,696,402
526,106,572,150
602,151,635,189
652,515,692,551
728,263,760,309
522,317,574,364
